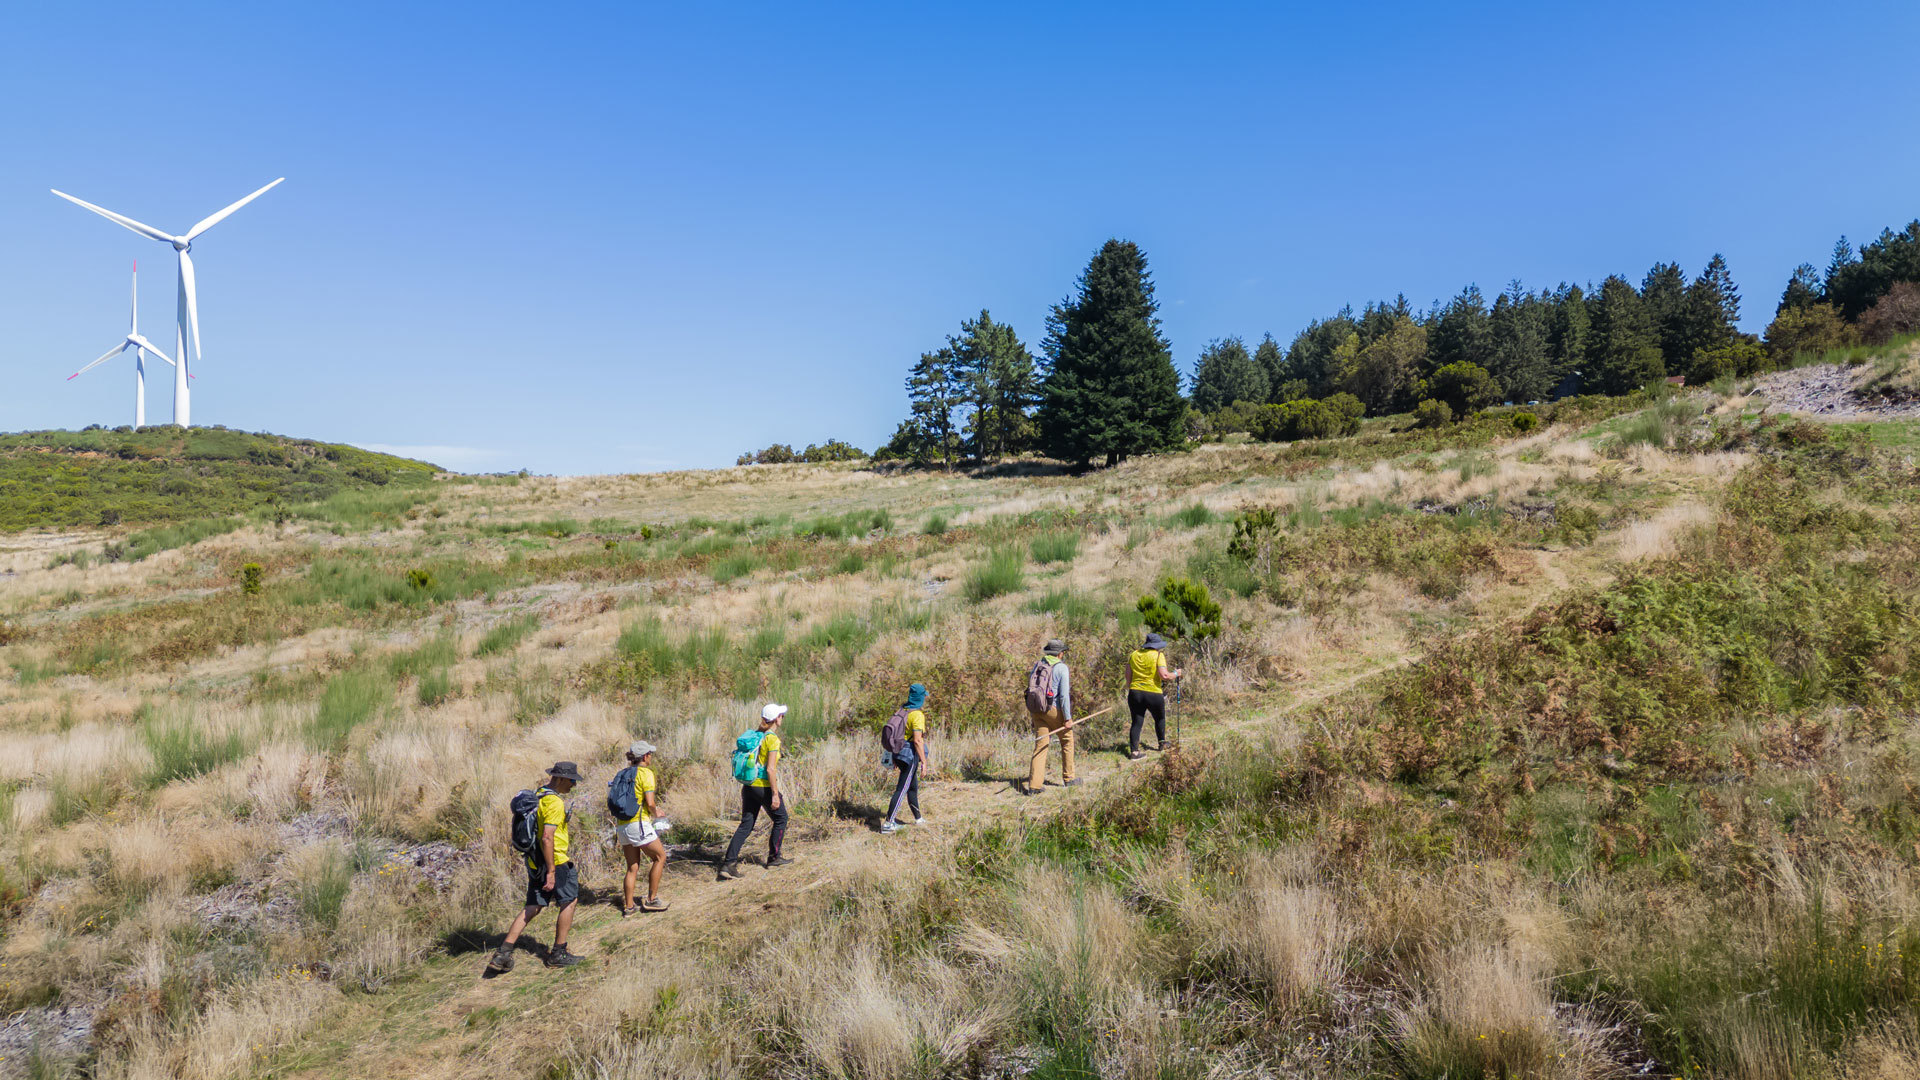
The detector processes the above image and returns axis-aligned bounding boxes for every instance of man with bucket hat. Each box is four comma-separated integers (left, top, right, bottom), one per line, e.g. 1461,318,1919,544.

486,761,586,973
1127,632,1183,759
1026,639,1081,794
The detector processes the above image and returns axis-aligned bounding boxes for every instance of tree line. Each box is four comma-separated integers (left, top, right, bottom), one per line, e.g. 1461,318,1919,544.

778,218,1920,470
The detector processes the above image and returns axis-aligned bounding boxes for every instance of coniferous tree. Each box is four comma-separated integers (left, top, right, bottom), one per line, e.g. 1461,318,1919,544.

1281,311,1358,399
1588,275,1665,394
904,346,963,468
1777,264,1823,316
1335,316,1427,415
1036,240,1185,467
1824,236,1856,297
952,310,1037,461
1674,255,1741,365
1190,337,1268,413
1640,262,1691,372
1487,282,1553,403
1252,334,1287,401
1547,283,1589,393
1426,285,1493,377
1824,222,1920,319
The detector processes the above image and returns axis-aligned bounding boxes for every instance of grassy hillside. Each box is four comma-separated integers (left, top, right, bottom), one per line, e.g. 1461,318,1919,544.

1,369,1917,1079
0,427,441,532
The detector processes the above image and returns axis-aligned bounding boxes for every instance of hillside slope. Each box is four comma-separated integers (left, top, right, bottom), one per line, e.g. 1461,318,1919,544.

0,427,440,531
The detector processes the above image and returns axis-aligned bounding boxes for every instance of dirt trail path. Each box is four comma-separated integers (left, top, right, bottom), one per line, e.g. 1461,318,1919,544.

271,536,1616,1080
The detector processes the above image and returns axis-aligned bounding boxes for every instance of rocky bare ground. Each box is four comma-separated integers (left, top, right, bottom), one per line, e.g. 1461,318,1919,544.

1749,363,1920,420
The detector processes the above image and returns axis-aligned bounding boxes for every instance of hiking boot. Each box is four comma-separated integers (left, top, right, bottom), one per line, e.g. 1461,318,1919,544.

766,855,794,868
880,821,900,834
620,904,639,919
1127,750,1145,761
641,896,669,912
1064,777,1084,787
717,862,741,881
545,944,584,968
485,943,515,973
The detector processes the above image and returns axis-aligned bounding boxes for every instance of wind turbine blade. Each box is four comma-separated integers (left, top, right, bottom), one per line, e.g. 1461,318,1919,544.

69,343,127,380
179,250,202,358
49,189,175,244
130,335,175,366
184,178,284,240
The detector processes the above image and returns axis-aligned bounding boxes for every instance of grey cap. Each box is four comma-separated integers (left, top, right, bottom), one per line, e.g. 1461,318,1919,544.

627,740,657,759
1043,638,1067,655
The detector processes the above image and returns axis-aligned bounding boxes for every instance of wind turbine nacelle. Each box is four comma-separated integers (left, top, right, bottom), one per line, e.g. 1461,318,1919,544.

172,237,190,251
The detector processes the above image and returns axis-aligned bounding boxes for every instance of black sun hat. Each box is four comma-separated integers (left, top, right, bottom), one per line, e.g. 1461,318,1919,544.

547,761,584,783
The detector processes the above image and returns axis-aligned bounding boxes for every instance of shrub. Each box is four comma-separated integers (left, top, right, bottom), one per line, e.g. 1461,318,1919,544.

1248,398,1360,442
1508,411,1539,433
964,547,1026,602
1765,303,1857,361
1136,576,1221,641
240,562,263,595
737,443,797,466
1688,340,1770,382
1427,362,1501,417
404,568,436,592
1413,399,1454,428
1030,531,1080,565
799,439,866,463
1857,281,1920,344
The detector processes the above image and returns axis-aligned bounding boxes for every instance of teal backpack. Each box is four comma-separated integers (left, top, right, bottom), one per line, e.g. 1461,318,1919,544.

731,730,767,785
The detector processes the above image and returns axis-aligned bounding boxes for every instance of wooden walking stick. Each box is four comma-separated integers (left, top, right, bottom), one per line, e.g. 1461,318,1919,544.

1032,705,1115,745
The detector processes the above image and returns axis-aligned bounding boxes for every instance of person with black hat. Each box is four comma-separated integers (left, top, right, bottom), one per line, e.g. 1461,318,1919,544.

1126,632,1183,759
1027,639,1080,794
487,762,586,972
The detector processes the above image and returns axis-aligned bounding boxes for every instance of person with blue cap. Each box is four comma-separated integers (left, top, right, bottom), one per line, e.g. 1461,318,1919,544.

878,683,931,833
1127,632,1183,759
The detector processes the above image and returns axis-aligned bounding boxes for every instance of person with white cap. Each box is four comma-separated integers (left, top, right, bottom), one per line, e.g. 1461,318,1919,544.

1126,632,1183,759
718,703,792,880
612,740,669,915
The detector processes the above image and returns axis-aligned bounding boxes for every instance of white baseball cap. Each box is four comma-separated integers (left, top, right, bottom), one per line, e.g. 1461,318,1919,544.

761,703,788,722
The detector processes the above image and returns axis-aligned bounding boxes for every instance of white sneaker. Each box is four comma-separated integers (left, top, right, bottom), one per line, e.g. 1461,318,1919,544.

880,821,900,834
913,817,928,826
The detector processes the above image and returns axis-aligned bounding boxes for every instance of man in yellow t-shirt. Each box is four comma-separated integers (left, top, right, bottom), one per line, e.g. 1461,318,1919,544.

615,740,669,916
486,761,585,973
1126,632,1183,759
881,683,931,833
719,704,790,880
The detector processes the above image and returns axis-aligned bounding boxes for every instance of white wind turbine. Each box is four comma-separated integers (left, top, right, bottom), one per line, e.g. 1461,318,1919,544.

68,262,178,430
50,179,284,428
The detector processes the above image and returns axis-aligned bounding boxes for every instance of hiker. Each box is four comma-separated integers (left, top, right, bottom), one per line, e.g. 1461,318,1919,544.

718,703,792,880
1025,638,1081,795
611,740,669,916
487,762,586,972
1127,632,1183,759
879,683,930,833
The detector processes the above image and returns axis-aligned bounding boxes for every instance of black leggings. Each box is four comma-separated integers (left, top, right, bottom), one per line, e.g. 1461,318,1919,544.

886,753,920,822
1128,689,1167,752
723,785,788,863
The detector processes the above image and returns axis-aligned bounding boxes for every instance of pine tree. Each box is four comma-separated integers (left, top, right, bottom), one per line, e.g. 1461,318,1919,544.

953,310,1037,461
1777,264,1823,316
1190,337,1268,413
904,347,962,468
1252,334,1287,401
1824,221,1920,319
1036,240,1185,467
1588,275,1665,394
1281,311,1358,399
1426,285,1493,377
1487,283,1552,403
1335,316,1427,414
1675,254,1740,365
1824,236,1856,296
1640,262,1691,372
1547,283,1589,394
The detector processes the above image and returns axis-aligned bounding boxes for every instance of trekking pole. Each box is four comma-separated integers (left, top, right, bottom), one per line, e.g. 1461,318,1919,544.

1171,673,1184,748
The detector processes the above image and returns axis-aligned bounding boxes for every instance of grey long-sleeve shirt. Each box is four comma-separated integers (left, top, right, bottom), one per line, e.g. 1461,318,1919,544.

1050,660,1072,723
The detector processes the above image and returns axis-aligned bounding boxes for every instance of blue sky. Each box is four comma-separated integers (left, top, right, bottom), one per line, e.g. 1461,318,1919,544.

4,2,1916,474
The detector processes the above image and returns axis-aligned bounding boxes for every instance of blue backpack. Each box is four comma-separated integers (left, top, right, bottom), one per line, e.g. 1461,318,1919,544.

731,730,767,785
508,788,545,855
606,765,641,822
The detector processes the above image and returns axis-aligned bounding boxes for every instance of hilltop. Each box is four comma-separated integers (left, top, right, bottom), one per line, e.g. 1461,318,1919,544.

1,359,1918,1080
0,428,441,532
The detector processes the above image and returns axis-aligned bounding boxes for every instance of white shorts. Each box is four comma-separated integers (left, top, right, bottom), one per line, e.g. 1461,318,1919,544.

614,819,658,848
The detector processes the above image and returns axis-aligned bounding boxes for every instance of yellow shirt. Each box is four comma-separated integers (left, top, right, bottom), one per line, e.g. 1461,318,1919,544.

528,789,570,868
1129,649,1164,694
618,766,657,825
883,709,927,739
750,732,781,788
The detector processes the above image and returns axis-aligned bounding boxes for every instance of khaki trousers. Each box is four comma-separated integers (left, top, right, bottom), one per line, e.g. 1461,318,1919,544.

1028,706,1076,790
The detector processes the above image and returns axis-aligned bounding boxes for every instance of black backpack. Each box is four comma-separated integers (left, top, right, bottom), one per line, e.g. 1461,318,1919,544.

509,788,545,854
606,765,641,822
880,706,910,755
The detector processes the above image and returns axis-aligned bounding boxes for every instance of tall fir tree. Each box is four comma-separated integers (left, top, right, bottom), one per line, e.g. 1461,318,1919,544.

1674,254,1741,365
1252,334,1288,400
1426,285,1493,377
904,347,962,468
1547,283,1589,393
952,309,1037,461
1639,261,1691,372
1190,337,1268,413
1824,236,1856,296
1281,311,1358,399
1036,240,1185,467
1487,282,1553,403
1588,275,1665,394
1777,263,1823,315
1824,221,1920,319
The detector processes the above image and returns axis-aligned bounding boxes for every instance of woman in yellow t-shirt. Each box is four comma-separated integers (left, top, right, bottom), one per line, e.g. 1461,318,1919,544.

615,740,669,915
1126,632,1182,759
881,683,930,833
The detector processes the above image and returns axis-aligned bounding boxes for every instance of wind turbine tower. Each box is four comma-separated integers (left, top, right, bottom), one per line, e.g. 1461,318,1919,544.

50,179,284,428
68,262,177,429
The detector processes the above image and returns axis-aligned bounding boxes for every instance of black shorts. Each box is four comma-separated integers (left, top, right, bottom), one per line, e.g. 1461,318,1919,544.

524,862,580,909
